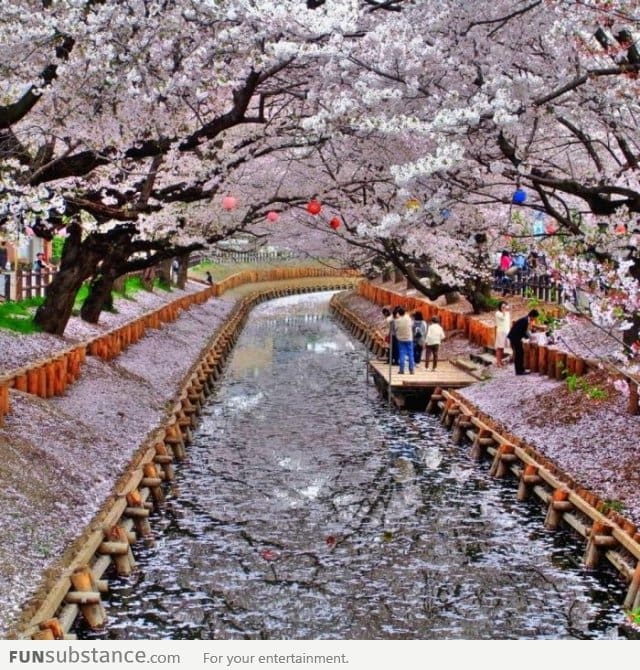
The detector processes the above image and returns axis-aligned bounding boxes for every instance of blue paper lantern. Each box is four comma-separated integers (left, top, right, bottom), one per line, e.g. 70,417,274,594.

512,188,527,205
440,208,451,220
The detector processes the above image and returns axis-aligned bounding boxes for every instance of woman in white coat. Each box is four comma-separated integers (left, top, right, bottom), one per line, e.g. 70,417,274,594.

494,301,511,367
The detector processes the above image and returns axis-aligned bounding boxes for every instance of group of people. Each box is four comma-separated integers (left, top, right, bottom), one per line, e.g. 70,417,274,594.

494,249,548,284
494,301,540,375
381,298,540,378
382,306,446,374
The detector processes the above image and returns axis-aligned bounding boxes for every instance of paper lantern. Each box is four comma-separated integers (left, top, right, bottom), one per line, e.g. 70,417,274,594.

306,200,322,215
266,211,279,222
532,211,545,236
545,222,558,235
615,223,627,234
222,195,237,210
330,217,341,230
405,198,421,211
440,208,451,220
512,188,527,205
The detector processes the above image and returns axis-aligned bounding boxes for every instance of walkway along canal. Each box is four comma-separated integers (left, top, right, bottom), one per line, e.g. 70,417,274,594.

77,292,630,639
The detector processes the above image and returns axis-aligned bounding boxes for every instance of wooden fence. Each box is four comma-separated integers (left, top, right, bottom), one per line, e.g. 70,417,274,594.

13,269,56,301
207,249,298,264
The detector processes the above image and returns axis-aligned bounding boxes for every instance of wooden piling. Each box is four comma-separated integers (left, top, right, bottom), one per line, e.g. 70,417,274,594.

69,566,106,629
489,442,516,478
125,489,152,538
142,462,164,504
544,489,573,530
517,464,542,502
100,525,133,577
624,562,640,611
585,521,617,569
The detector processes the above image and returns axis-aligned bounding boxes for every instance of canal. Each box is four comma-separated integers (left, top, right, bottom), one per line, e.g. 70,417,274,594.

79,292,629,639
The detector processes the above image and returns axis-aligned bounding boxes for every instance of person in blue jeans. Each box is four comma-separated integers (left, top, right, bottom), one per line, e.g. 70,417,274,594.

393,307,414,374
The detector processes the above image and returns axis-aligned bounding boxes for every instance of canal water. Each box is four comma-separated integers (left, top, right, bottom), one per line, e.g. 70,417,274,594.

79,292,630,639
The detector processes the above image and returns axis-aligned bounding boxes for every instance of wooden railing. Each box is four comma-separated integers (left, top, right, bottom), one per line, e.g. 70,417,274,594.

204,249,299,264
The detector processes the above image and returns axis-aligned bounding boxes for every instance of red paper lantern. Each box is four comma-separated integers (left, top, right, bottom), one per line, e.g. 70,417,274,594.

545,222,558,235
266,211,279,222
222,195,237,210
330,217,341,230
615,223,627,234
306,200,322,215
259,548,278,561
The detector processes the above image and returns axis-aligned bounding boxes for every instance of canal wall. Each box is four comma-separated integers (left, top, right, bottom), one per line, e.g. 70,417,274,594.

6,273,358,640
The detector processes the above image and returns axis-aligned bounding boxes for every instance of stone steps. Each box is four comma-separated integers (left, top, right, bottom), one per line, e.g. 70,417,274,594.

452,357,490,381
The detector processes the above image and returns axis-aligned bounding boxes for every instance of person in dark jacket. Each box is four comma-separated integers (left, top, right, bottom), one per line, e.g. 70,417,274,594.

507,309,539,375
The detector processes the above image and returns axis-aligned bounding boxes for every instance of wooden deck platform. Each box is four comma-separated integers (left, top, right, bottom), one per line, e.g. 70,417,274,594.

368,359,478,409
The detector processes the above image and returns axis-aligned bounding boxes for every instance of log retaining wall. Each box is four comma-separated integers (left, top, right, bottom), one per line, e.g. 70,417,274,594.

428,388,640,614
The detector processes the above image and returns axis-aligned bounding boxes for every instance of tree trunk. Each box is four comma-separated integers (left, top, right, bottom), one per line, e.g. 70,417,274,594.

157,258,172,287
80,274,115,323
623,258,640,348
33,224,101,335
464,278,494,314
177,254,189,290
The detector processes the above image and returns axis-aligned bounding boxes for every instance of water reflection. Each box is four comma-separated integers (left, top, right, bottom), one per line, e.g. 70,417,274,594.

79,292,629,640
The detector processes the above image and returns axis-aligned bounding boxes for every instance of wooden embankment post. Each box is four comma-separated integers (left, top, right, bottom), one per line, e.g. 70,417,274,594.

0,375,10,425
516,464,542,502
67,565,106,629
142,462,165,505
165,421,186,460
451,410,474,445
154,440,175,481
469,426,494,462
544,489,573,530
584,521,617,569
624,562,640,611
99,525,134,577
489,442,517,478
124,489,152,538
32,618,65,640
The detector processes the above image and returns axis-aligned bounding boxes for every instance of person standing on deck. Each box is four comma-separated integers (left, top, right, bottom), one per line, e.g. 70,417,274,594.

382,307,397,364
507,309,539,375
424,316,446,371
394,307,414,374
494,301,511,367
412,310,427,364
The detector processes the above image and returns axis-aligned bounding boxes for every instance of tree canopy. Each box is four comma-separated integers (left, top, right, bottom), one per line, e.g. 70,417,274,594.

0,1,638,353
